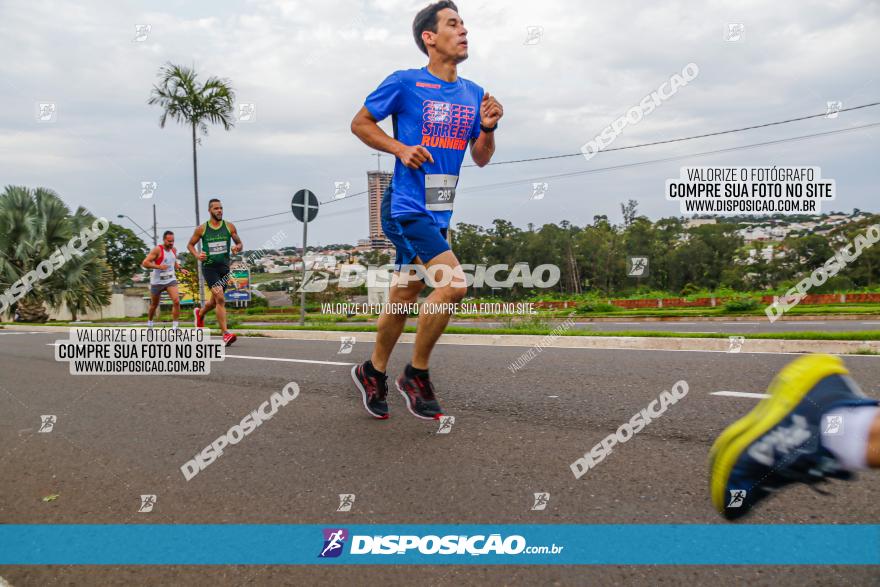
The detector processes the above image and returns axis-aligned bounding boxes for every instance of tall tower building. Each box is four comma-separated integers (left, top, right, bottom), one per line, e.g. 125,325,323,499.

367,170,393,249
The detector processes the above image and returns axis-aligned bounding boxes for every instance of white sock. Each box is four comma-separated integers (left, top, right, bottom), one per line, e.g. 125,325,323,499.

172,321,179,329
821,405,879,470
147,320,154,328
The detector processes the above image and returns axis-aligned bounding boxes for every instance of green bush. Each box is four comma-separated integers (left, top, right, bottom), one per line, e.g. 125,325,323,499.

247,295,268,309
723,297,759,312
679,283,700,296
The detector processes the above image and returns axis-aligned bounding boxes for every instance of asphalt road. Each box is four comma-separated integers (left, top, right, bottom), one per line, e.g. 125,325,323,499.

100,317,880,334
0,330,878,585
446,318,880,333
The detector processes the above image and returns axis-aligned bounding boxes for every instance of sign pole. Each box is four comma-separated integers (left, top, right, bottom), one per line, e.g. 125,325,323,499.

290,188,318,327
300,211,308,326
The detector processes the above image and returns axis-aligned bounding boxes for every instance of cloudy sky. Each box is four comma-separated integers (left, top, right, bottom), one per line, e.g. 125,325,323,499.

1,0,878,251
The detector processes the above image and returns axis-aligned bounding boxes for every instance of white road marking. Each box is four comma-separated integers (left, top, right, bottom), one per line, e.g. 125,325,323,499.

787,321,826,325
35,336,880,358
862,321,880,325
614,322,642,325
724,322,758,325
44,342,355,366
711,390,770,399
225,354,356,366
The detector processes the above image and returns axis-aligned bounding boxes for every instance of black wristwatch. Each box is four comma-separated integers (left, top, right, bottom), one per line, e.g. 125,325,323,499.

480,123,498,133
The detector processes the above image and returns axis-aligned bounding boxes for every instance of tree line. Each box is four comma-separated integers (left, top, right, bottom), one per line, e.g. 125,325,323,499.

451,203,880,298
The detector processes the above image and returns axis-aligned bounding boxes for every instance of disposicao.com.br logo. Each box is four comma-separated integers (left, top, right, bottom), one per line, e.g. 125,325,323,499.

318,528,563,558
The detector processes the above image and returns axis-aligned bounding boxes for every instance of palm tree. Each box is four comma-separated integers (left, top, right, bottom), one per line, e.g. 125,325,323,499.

0,186,112,322
148,63,236,304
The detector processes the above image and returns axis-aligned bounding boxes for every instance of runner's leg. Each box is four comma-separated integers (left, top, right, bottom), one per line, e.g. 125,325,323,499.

167,285,181,327
370,267,425,372
202,291,216,317
411,250,466,369
212,285,228,333
147,293,160,323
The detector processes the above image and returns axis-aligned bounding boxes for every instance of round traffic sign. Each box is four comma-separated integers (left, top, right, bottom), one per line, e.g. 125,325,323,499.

291,189,319,223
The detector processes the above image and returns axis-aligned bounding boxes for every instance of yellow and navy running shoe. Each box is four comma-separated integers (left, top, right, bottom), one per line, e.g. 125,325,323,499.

709,354,878,520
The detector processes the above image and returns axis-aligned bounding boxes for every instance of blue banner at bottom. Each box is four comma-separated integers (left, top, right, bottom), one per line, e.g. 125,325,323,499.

0,525,877,565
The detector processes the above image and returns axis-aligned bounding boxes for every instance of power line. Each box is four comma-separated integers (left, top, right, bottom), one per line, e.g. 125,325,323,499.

461,100,880,168
459,121,880,194
213,120,880,229
157,104,880,230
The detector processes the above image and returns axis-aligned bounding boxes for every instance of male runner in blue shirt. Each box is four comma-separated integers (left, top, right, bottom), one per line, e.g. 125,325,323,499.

350,1,503,420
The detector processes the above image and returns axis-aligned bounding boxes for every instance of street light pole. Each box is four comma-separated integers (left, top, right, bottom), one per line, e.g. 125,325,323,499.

152,204,157,247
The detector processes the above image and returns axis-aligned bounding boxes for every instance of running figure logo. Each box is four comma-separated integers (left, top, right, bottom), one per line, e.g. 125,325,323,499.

727,336,745,353
318,528,349,558
298,271,330,293
437,415,455,434
38,415,57,433
338,336,356,355
825,101,843,119
334,181,351,199
132,24,151,42
531,182,548,200
524,25,544,45
531,492,550,511
238,103,256,123
37,103,57,122
138,494,157,513
725,23,744,42
141,181,158,199
627,256,649,278
727,489,747,508
823,414,844,435
337,494,355,512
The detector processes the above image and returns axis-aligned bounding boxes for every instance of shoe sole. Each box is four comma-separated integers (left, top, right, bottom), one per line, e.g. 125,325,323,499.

351,365,388,420
708,354,848,515
396,380,442,421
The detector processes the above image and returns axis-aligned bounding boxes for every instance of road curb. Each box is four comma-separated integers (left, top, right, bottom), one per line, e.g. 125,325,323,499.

7,324,880,354
252,330,880,354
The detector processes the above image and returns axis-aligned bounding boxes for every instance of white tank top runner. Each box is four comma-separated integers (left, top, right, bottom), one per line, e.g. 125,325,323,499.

150,246,178,285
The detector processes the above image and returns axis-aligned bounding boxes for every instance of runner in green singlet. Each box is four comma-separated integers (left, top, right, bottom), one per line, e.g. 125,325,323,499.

187,198,243,346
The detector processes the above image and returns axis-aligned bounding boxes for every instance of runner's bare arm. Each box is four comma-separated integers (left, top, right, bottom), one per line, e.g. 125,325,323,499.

141,247,165,270
470,92,502,167
228,221,243,254
351,106,433,169
188,225,206,261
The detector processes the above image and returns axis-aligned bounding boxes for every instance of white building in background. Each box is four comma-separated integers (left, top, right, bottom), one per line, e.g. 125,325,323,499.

267,263,296,273
742,245,778,265
739,227,770,243
685,218,717,229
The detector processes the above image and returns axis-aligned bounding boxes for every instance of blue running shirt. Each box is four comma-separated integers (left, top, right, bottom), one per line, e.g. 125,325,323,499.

364,67,484,228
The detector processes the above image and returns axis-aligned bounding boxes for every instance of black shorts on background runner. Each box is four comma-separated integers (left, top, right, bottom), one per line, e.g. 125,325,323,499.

202,263,230,290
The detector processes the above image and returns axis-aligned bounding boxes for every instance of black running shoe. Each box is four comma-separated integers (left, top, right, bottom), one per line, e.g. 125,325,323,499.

396,370,444,420
351,362,389,419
